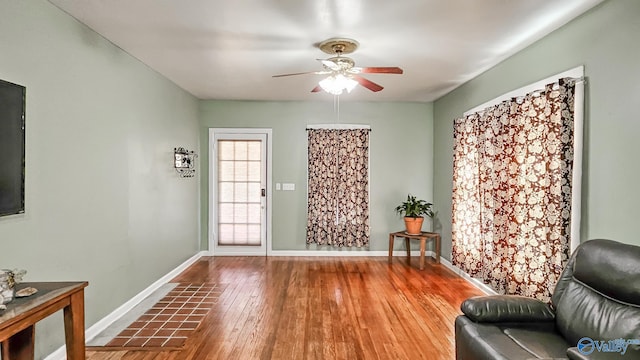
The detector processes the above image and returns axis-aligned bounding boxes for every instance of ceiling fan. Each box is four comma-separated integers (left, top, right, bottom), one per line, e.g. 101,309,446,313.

272,38,403,94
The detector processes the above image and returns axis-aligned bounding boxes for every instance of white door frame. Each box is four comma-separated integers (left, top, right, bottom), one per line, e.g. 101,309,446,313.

209,128,272,255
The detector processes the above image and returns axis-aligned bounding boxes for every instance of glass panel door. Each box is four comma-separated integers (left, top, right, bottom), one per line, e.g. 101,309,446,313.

212,132,268,255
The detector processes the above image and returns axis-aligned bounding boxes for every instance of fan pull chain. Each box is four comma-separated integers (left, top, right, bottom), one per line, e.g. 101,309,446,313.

333,94,340,123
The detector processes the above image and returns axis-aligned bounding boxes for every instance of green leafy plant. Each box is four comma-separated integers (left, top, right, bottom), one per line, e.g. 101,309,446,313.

394,194,434,218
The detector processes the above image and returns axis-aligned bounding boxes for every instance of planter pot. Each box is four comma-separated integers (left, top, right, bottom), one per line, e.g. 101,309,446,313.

404,216,424,235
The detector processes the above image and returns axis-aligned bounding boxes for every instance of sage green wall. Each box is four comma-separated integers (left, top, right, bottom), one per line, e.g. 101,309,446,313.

433,0,640,261
0,1,200,358
199,101,433,251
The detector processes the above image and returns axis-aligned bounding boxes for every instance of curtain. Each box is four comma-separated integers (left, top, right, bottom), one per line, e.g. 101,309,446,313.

452,78,576,302
307,129,370,247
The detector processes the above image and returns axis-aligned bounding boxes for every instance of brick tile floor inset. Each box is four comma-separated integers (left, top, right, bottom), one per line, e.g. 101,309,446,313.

104,283,224,349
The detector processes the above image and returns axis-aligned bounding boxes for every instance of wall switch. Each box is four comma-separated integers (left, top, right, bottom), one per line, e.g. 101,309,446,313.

282,183,295,191
275,183,281,191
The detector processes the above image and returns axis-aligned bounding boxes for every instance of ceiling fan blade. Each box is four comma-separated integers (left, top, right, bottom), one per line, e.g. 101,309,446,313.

353,75,384,92
272,71,327,78
311,85,322,93
360,67,404,74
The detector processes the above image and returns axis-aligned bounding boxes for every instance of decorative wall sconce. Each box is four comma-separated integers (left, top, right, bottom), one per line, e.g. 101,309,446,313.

174,147,197,178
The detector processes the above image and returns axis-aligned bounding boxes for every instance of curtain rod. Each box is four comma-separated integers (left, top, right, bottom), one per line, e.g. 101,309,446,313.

560,76,586,85
306,128,372,131
464,67,585,116
532,76,586,92
569,76,586,83
306,125,371,131
464,77,586,116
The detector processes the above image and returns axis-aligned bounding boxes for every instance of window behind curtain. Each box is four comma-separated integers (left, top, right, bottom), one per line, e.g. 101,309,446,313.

306,128,370,248
451,78,578,302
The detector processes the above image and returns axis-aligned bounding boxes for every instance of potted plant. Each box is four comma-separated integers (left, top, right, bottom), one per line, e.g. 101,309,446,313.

394,194,434,235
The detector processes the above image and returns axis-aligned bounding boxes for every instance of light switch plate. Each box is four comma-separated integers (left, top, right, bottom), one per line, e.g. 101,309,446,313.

282,183,295,191
275,183,281,190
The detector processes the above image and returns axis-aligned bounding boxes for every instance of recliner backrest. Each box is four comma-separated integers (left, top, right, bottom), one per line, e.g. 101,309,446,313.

552,239,640,349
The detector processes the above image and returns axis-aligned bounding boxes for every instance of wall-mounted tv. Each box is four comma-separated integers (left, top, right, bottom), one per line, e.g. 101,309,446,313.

0,79,26,217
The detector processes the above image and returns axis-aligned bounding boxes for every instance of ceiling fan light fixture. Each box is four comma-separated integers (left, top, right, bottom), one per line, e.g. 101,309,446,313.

273,37,402,94
319,74,358,95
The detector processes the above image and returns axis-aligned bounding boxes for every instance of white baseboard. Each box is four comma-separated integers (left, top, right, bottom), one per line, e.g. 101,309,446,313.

44,251,207,360
268,250,436,257
439,257,497,295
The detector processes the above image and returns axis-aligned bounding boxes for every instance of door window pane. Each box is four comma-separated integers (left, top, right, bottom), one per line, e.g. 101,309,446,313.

219,182,234,202
248,161,261,181
217,139,263,246
247,225,261,245
248,183,261,202
248,142,261,160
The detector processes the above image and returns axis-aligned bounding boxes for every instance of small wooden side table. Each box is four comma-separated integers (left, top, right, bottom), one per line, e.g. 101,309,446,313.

0,281,88,360
388,231,441,270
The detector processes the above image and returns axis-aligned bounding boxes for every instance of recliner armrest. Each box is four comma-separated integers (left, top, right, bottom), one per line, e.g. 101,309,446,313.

461,295,555,323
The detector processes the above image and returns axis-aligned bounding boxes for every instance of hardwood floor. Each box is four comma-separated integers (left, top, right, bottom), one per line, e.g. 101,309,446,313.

86,256,484,360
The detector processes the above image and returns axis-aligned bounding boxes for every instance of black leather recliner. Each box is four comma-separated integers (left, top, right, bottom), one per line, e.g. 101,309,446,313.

455,239,640,359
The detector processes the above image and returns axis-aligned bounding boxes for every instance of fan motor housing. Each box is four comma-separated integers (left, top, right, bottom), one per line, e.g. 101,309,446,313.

318,38,359,55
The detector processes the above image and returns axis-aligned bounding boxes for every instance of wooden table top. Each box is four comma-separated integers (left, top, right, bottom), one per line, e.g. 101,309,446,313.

390,230,439,238
0,281,88,328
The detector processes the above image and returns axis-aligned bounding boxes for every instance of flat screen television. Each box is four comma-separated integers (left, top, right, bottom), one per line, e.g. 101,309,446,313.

0,79,25,217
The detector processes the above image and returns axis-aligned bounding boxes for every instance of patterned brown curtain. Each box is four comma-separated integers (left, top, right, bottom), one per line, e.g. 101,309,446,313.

307,129,370,247
452,78,576,302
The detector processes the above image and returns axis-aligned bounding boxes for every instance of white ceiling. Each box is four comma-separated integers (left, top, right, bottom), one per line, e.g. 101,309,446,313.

49,0,603,102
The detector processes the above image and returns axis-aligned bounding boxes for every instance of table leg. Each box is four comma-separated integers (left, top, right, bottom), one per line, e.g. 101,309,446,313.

405,237,411,258
64,289,86,360
1,325,35,360
419,238,426,270
435,234,441,264
388,234,394,263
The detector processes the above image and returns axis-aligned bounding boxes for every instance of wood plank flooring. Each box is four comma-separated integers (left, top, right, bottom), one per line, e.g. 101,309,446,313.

86,256,484,360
